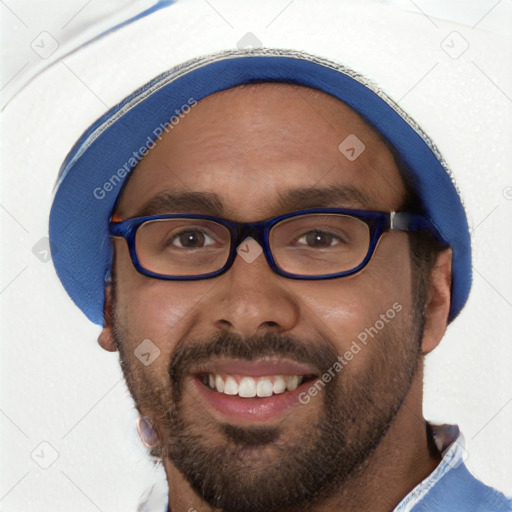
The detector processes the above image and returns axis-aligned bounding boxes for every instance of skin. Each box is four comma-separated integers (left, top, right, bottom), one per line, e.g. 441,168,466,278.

98,83,452,512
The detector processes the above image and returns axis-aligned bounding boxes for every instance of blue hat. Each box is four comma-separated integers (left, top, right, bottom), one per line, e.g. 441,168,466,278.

49,48,471,325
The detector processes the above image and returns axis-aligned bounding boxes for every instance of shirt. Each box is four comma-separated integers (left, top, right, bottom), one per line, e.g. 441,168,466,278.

137,424,512,512
394,424,512,512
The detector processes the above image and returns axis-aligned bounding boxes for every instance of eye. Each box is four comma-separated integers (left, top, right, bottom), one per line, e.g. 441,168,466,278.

169,229,217,249
295,230,345,248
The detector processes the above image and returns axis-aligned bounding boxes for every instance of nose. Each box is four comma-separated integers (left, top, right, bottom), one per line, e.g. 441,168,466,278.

206,237,300,338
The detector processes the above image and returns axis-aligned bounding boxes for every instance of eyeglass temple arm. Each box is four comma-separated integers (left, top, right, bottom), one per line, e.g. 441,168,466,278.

390,211,445,242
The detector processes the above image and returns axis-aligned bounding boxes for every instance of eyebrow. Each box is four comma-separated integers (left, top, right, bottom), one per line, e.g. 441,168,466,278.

274,184,373,212
134,184,373,219
135,190,225,217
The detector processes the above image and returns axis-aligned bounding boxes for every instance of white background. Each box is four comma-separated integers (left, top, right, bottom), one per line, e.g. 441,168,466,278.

1,1,511,511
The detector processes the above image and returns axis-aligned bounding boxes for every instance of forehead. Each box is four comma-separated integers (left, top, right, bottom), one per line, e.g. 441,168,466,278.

115,83,407,220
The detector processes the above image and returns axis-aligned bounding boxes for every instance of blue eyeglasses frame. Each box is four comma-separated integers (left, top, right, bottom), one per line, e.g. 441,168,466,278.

109,207,443,281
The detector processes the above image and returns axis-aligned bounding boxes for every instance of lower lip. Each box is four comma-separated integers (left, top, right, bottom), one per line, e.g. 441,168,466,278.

190,376,314,424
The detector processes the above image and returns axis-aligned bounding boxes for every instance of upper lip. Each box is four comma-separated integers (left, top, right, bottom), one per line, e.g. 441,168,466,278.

190,358,319,378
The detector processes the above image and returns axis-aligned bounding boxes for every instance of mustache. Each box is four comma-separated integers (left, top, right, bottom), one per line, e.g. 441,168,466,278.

168,330,340,394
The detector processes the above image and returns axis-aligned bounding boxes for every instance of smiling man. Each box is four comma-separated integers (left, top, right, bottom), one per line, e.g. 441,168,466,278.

48,7,511,512
101,82,448,511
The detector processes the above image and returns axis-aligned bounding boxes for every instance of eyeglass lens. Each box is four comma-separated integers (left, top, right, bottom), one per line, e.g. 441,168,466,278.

135,214,370,277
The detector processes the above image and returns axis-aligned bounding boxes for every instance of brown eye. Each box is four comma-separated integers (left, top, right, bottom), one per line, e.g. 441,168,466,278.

304,231,334,247
297,230,344,248
169,229,215,249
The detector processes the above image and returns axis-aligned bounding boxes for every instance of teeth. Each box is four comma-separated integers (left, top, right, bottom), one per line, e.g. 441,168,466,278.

273,376,286,394
256,378,273,397
286,375,300,391
215,374,224,393
224,376,238,395
203,373,306,398
239,377,256,397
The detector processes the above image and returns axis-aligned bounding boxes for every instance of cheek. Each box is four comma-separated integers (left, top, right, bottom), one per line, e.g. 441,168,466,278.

113,240,206,360
294,235,412,350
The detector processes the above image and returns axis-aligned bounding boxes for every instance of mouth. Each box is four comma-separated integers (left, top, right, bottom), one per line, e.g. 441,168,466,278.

198,373,312,397
188,359,319,424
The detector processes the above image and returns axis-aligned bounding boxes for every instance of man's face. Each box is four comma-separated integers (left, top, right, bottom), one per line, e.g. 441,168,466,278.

108,84,424,511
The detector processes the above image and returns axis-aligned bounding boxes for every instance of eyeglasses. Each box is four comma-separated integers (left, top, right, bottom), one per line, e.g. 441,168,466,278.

109,207,441,281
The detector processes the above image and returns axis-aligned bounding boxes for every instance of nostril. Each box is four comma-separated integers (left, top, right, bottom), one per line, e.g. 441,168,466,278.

255,321,283,335
217,319,233,329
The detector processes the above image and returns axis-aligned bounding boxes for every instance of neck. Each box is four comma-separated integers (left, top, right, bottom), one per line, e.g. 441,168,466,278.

163,371,441,512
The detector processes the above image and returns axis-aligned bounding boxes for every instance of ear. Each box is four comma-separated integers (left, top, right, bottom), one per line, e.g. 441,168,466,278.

421,248,452,355
97,283,118,352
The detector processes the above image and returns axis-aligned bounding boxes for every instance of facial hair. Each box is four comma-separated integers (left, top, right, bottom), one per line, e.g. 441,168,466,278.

112,300,424,512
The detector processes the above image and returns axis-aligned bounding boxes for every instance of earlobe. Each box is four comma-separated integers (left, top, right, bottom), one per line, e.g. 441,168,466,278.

421,248,452,355
97,284,118,352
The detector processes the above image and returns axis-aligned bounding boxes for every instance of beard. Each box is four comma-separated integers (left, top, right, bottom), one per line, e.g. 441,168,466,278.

112,296,424,512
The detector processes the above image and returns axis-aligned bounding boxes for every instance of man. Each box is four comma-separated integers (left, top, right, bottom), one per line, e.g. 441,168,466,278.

47,1,511,511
